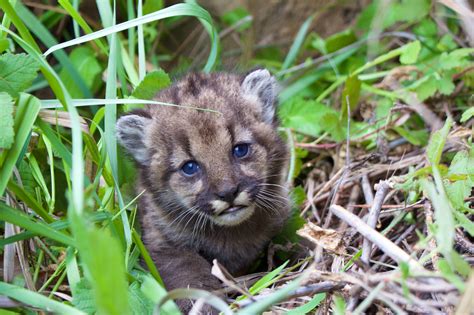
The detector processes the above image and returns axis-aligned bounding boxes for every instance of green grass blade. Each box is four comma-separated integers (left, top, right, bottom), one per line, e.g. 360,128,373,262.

286,293,325,315
0,202,74,246
137,0,145,80
0,0,41,51
43,3,219,71
58,0,108,54
14,1,91,97
0,212,110,247
40,98,221,113
0,93,40,196
0,281,85,314
7,180,53,223
237,275,304,314
281,15,313,71
132,229,164,286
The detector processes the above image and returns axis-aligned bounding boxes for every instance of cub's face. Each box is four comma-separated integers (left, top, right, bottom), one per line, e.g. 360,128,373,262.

117,70,288,227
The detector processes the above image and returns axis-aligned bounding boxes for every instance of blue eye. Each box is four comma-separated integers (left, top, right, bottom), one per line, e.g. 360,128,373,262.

181,161,200,176
233,143,250,158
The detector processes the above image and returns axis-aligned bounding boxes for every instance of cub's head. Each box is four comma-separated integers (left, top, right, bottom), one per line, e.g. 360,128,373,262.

117,69,288,227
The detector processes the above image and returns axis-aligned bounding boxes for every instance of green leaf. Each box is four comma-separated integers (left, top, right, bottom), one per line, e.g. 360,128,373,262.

460,107,474,123
415,75,437,101
325,29,357,54
70,212,131,315
319,112,346,141
72,279,96,314
414,19,438,37
0,92,14,149
333,295,346,315
0,38,8,53
131,69,171,100
446,149,474,209
0,53,40,97
129,281,155,315
437,74,455,95
421,166,455,259
247,261,289,297
450,251,471,277
393,126,429,146
400,40,421,64
0,282,85,314
454,211,474,237
139,273,180,314
426,117,452,165
279,98,337,137
438,259,465,291
438,48,474,70
59,46,102,98
341,75,361,120
388,0,431,25
286,293,325,315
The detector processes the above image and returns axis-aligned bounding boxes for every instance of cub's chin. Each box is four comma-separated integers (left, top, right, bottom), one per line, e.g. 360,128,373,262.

211,205,255,226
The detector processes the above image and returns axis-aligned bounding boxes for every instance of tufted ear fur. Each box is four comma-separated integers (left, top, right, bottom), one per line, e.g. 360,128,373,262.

116,114,152,165
241,69,278,124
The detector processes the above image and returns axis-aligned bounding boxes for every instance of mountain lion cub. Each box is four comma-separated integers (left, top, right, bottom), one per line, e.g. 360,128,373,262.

116,69,290,311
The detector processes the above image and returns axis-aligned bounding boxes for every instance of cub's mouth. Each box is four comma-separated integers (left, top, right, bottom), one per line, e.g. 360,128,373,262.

221,205,245,214
212,205,255,226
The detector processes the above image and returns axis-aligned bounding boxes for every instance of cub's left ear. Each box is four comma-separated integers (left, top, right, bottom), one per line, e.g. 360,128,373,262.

241,69,278,124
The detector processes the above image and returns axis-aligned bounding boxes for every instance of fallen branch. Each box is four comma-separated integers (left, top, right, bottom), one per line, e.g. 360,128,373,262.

329,205,422,270
361,180,391,265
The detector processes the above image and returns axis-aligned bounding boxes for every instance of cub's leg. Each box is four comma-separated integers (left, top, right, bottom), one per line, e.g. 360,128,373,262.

151,247,222,313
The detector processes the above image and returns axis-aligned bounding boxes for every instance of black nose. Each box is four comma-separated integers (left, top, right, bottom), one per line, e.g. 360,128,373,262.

216,185,239,203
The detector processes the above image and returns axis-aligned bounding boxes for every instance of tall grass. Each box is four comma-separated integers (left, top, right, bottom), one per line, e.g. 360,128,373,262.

0,1,222,313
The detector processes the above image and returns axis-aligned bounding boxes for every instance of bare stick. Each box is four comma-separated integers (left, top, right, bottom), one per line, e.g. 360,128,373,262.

361,180,390,265
330,205,422,270
360,175,374,205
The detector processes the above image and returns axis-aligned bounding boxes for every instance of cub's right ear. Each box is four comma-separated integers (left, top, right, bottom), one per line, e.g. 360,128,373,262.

116,114,151,165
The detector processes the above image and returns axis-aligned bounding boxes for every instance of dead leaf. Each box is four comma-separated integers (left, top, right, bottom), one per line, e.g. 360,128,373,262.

297,222,345,254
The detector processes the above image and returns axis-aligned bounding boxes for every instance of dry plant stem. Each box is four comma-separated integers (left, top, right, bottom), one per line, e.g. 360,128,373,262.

442,0,474,46
371,224,417,271
455,273,474,315
3,222,15,283
337,185,360,232
352,281,385,315
330,205,422,270
361,175,374,205
235,281,345,308
455,231,474,254
397,89,443,131
302,167,345,215
361,180,390,265
211,260,253,299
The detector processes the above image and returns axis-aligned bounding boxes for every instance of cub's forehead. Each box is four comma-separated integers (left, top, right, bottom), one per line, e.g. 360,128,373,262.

153,110,254,144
